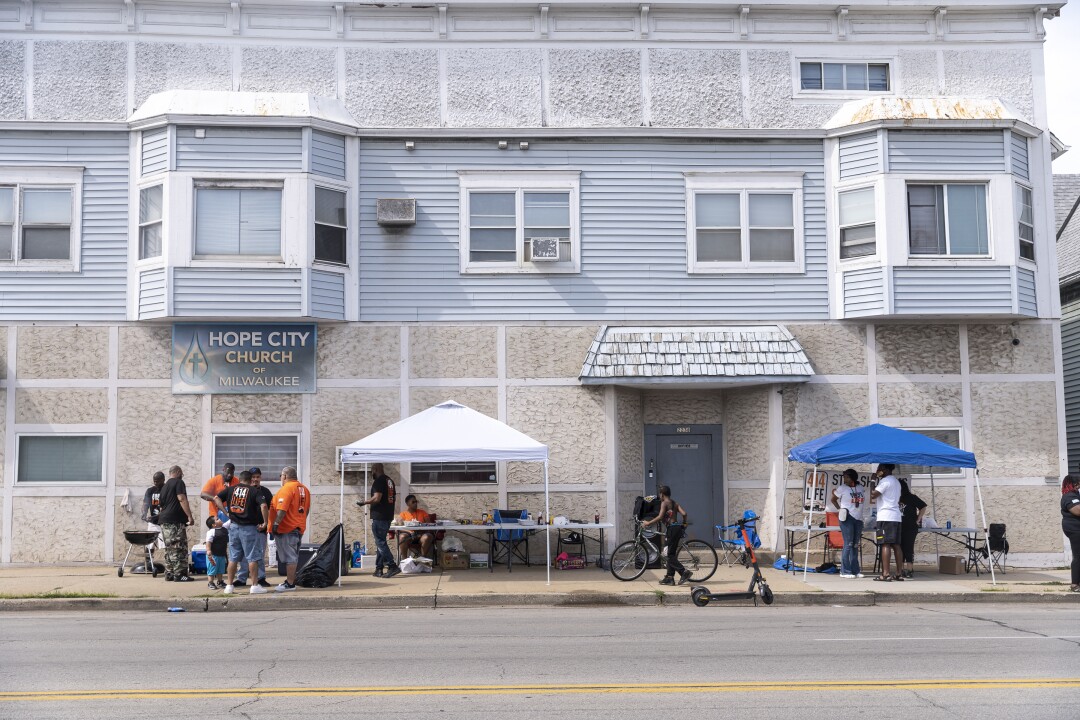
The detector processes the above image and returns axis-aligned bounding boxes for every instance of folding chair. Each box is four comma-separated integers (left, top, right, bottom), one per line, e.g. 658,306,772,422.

823,511,843,566
984,523,1008,574
556,529,587,564
715,510,760,567
489,509,530,572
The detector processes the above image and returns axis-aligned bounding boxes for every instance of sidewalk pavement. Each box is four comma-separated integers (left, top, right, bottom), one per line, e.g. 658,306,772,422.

0,560,1075,612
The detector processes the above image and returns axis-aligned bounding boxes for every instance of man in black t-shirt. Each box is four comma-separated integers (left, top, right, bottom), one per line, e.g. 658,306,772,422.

157,465,195,582
215,470,270,595
141,471,166,552
235,467,274,589
357,463,398,578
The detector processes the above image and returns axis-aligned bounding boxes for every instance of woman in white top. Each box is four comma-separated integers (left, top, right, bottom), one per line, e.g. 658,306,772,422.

871,463,904,581
830,469,866,578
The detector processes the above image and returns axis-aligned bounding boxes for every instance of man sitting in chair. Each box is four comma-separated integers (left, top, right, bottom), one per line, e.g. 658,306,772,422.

398,494,436,560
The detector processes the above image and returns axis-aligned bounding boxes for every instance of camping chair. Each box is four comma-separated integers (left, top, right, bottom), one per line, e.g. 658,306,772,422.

556,528,587,565
715,510,761,567
489,509,530,572
982,523,1008,574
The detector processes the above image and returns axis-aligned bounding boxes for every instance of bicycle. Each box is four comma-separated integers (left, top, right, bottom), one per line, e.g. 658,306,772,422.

609,521,718,582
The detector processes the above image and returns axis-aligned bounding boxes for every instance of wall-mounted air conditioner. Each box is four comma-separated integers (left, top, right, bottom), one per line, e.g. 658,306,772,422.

529,236,560,261
376,198,416,226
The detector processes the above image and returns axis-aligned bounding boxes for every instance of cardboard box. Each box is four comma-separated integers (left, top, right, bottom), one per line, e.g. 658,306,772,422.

938,555,965,575
469,552,489,569
441,551,468,569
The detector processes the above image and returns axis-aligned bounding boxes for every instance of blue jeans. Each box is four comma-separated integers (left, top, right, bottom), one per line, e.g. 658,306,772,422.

840,516,863,576
372,519,393,571
231,525,265,579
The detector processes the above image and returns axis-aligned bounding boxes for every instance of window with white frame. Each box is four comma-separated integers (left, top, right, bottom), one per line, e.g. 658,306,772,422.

16,435,104,484
194,181,282,258
907,183,989,256
687,175,804,272
838,186,876,259
214,435,299,482
314,186,347,265
139,185,163,260
895,428,963,477
459,172,580,273
411,461,497,485
1015,184,1034,262
800,62,890,92
0,183,76,265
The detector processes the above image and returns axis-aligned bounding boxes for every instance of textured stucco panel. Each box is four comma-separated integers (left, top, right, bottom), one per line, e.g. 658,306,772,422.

971,382,1058,478
506,386,606,485
311,388,400,486
505,325,599,379
135,42,233,106
547,49,642,127
211,394,302,424
410,386,497,418
727,488,768,524
617,490,639,541
746,50,840,129
317,325,400,379
789,323,867,375
783,383,870,481
977,485,1060,553
34,41,126,121
943,49,1033,122
967,323,1055,375
0,389,5,465
899,49,939,95
15,389,108,425
648,49,743,128
875,325,960,375
616,387,643,485
446,49,542,127
240,45,338,96
642,389,722,425
12,497,106,562
0,325,7,378
0,41,25,120
345,48,440,127
17,326,108,379
118,326,172,380
724,388,770,482
877,383,962,418
410,326,497,379
117,389,201,500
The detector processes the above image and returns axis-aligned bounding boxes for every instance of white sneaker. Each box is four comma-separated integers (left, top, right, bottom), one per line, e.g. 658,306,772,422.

840,573,855,579
856,573,865,578
249,584,268,594
223,584,234,594
275,582,296,592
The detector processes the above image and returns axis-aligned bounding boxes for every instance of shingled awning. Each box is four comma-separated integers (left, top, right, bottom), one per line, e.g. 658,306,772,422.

579,325,814,387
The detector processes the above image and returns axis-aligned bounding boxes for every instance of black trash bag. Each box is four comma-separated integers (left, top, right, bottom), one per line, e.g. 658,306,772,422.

296,523,348,588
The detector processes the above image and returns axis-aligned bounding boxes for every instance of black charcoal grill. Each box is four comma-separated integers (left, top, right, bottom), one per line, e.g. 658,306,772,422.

118,530,162,577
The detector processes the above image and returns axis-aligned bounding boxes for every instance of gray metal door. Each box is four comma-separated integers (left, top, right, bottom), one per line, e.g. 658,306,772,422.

645,424,723,541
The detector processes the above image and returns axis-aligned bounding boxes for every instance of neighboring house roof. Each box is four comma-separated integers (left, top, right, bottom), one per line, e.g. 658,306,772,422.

1055,174,1080,286
579,325,813,386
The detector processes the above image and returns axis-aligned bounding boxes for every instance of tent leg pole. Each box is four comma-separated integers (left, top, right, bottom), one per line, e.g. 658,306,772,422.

931,471,940,567
803,465,817,580
339,463,345,588
544,460,551,586
975,468,995,585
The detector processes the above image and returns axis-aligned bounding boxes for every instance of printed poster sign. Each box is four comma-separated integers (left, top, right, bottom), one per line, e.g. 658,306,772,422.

172,323,317,394
803,469,829,512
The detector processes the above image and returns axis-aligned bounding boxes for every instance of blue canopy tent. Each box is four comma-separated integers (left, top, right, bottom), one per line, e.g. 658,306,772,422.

787,424,993,583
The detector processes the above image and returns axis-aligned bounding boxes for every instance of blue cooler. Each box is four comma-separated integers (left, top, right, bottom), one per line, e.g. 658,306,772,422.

190,547,208,575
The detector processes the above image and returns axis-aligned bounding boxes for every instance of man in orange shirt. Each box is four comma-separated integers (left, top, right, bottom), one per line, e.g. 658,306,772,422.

397,494,436,561
200,463,237,519
270,465,311,592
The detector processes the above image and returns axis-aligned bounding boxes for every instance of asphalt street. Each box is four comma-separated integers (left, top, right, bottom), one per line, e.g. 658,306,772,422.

2,604,1078,719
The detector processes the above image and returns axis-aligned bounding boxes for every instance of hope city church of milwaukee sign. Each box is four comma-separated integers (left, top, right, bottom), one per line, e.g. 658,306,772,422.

172,323,317,394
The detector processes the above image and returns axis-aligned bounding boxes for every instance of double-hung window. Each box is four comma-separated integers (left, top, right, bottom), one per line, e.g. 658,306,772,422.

194,181,282,259
800,62,890,92
838,187,876,259
314,186,347,265
139,185,163,260
686,174,804,273
0,169,80,268
459,172,580,273
907,183,989,256
1015,185,1034,262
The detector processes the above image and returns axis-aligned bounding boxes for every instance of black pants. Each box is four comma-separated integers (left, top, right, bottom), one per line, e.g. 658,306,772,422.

900,525,918,563
1068,530,1080,586
665,524,685,576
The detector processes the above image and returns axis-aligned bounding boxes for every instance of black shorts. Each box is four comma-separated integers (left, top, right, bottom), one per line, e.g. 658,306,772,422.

876,521,901,545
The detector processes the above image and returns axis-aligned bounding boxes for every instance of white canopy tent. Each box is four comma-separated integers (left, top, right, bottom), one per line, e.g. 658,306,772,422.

337,400,553,584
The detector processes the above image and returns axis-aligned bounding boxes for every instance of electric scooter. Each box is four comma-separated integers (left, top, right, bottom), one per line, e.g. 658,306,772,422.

690,513,774,607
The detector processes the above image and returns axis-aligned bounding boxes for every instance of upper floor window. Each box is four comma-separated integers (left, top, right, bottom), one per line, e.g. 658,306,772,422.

800,62,890,92
686,174,804,273
314,186,347,265
838,187,876,259
139,185,163,260
194,181,282,259
907,183,988,257
0,184,75,265
458,172,580,274
16,434,104,484
1015,184,1034,262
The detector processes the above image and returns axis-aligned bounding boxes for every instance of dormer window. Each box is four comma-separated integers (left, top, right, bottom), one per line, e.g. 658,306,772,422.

800,62,890,92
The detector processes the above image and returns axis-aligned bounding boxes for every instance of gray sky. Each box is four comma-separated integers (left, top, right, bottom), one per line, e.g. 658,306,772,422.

1046,4,1080,173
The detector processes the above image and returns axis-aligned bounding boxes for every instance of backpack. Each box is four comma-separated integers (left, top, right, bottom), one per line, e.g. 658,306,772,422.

633,495,661,521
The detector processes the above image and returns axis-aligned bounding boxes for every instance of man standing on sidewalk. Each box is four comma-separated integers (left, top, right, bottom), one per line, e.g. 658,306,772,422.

271,466,311,592
357,463,398,578
216,470,270,595
200,463,237,520
234,467,272,589
141,471,166,556
158,465,195,582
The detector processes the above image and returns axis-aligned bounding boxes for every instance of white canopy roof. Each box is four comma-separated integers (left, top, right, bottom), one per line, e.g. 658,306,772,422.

339,400,548,464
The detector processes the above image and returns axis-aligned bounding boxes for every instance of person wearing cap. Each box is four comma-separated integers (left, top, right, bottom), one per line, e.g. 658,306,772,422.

270,466,311,592
234,467,272,589
200,463,238,520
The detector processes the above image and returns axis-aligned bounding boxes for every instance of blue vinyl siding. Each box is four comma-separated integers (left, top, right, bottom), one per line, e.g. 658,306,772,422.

358,140,828,322
310,269,346,320
311,131,346,180
141,127,169,176
887,131,1006,174
838,132,880,179
1017,266,1037,316
0,131,129,320
892,266,1014,314
138,267,167,319
842,266,885,317
173,268,302,317
1062,296,1080,472
1009,132,1030,181
175,127,303,172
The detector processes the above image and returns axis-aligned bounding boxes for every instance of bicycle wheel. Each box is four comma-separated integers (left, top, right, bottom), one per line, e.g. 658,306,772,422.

610,541,649,581
678,540,718,582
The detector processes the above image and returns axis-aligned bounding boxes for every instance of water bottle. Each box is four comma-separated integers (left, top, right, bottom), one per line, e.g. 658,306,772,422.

167,607,185,612
946,520,952,529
